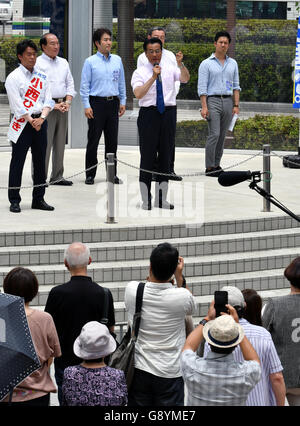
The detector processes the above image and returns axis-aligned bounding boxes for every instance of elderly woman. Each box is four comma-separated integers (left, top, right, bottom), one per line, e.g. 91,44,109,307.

262,256,300,406
3,267,61,405
62,321,127,406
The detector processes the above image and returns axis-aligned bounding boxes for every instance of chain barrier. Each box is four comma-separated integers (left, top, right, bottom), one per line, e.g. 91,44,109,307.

0,160,105,191
0,150,266,190
117,150,263,178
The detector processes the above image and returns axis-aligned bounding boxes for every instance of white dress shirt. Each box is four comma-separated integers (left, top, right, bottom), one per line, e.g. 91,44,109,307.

137,48,180,95
36,53,76,99
125,280,197,378
131,58,180,108
5,64,54,119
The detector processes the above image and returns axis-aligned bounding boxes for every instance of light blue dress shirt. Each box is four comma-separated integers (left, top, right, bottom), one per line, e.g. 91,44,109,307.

197,53,241,97
80,51,126,109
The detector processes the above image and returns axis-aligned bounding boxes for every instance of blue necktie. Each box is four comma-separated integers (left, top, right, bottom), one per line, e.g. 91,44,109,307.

156,78,165,114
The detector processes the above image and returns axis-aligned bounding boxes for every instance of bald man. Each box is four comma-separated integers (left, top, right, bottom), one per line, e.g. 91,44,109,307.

45,242,115,405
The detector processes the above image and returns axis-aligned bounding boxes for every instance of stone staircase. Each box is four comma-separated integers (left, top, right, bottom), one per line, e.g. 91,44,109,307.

0,215,299,332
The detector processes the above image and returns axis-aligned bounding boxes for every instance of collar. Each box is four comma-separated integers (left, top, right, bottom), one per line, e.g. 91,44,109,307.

19,63,35,77
146,281,173,290
41,52,58,62
96,51,111,60
70,275,92,282
205,351,234,361
209,53,229,61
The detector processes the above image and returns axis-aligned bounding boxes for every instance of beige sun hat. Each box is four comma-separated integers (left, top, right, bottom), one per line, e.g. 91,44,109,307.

73,321,116,360
203,315,244,349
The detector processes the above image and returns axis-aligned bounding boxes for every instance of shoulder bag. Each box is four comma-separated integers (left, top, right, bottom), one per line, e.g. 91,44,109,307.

109,282,145,390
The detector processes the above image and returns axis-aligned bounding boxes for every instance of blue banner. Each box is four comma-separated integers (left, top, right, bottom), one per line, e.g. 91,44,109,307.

293,16,300,108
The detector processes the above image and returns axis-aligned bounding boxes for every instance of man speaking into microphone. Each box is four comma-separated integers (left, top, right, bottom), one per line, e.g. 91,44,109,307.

131,38,190,210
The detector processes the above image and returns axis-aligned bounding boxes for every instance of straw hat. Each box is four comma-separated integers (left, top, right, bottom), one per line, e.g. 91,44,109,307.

203,315,244,348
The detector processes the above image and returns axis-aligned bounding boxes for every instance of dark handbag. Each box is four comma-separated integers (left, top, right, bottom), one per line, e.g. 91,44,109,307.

109,282,145,390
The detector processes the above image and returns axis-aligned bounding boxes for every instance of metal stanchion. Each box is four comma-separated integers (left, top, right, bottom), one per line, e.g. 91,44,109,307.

105,153,117,224
262,144,271,212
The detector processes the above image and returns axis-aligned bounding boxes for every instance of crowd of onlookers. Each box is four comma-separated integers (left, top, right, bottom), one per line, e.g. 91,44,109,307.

1,241,300,406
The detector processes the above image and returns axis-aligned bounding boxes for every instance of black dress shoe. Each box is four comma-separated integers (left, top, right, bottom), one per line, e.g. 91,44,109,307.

85,176,94,185
31,199,55,211
154,200,174,210
10,202,21,213
168,172,183,182
113,176,123,184
51,179,73,186
205,167,220,177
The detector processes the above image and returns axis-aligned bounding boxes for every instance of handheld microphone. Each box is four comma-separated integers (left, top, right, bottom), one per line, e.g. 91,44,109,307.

153,62,162,83
218,171,261,187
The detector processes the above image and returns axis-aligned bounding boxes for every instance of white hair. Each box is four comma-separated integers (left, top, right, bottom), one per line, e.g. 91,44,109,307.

64,242,90,269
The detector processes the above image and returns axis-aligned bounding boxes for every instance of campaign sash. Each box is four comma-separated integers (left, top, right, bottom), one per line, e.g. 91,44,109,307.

293,16,300,108
7,70,48,143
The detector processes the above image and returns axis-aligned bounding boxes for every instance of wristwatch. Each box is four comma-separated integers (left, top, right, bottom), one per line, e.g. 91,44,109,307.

234,104,239,108
40,114,46,120
199,318,208,326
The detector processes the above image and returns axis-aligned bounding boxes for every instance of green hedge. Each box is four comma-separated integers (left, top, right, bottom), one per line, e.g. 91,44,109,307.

175,115,299,150
113,18,297,45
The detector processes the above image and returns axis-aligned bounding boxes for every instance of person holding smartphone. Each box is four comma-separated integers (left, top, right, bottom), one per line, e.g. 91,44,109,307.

181,301,261,406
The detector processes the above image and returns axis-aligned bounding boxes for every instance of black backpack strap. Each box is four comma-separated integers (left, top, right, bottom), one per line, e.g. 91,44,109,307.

133,282,145,339
100,287,109,325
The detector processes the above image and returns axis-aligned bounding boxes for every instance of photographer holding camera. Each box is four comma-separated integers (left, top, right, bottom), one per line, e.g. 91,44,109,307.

181,299,261,406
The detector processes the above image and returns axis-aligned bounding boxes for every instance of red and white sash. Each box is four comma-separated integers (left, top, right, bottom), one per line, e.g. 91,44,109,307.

7,70,48,143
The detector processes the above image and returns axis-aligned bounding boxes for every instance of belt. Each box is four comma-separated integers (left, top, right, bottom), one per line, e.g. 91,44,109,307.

53,97,66,103
141,106,176,111
31,113,41,118
90,96,119,101
208,95,232,99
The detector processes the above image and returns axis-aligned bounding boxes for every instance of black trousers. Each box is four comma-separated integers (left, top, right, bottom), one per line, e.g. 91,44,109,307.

8,121,47,204
85,96,120,179
128,368,184,406
137,106,176,201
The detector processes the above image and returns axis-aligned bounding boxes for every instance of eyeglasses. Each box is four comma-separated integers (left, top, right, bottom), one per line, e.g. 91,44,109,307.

147,49,161,55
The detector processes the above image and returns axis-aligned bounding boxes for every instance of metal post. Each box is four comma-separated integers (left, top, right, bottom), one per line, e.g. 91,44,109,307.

262,144,271,212
106,153,117,224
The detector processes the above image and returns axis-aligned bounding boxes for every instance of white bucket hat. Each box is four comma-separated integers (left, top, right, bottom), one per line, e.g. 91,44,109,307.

203,315,244,348
73,321,116,360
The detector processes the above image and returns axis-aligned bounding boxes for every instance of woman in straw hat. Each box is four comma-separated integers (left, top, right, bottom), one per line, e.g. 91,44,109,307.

62,321,127,406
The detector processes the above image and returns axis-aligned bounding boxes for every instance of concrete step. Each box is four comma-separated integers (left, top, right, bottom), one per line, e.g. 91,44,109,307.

1,227,300,267
0,246,298,286
0,215,298,247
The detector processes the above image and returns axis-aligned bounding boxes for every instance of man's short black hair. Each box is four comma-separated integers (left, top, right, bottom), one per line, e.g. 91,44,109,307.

150,242,179,281
39,32,58,51
93,28,112,48
148,26,166,37
210,344,235,355
215,31,231,44
284,256,300,290
16,39,37,62
143,37,163,52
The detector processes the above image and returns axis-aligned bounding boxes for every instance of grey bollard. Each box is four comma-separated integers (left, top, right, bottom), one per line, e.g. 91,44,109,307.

262,144,271,212
106,153,117,224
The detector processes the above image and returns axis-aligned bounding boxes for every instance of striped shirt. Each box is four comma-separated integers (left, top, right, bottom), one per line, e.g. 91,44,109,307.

204,318,283,406
181,350,261,406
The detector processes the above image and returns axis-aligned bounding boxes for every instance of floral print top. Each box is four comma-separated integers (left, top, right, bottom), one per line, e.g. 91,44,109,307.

62,365,128,406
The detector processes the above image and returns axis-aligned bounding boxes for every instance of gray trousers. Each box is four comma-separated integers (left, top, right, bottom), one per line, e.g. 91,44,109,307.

205,96,233,168
45,109,68,182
